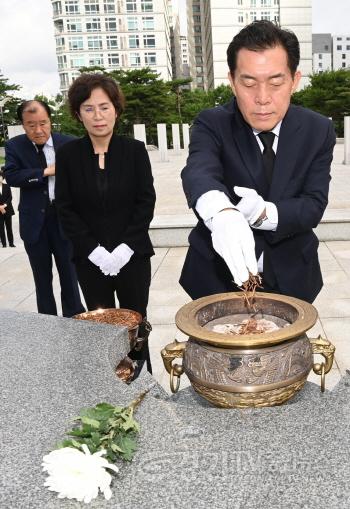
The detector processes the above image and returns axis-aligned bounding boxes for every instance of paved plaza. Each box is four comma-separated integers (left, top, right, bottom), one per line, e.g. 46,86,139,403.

1,142,350,392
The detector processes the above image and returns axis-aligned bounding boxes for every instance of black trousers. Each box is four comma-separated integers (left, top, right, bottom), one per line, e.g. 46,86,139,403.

0,214,14,247
75,256,152,372
24,205,85,317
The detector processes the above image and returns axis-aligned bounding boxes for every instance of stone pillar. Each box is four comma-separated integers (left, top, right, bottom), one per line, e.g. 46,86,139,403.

172,123,181,154
157,123,168,162
345,117,350,165
182,123,190,151
133,124,147,145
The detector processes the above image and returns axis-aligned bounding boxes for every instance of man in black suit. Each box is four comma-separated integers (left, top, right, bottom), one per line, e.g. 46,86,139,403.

4,100,84,317
180,21,336,303
0,169,15,247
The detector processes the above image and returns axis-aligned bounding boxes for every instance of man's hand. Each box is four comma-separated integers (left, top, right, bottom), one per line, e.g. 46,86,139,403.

100,244,134,276
88,246,113,275
43,164,55,177
234,186,265,226
210,209,258,287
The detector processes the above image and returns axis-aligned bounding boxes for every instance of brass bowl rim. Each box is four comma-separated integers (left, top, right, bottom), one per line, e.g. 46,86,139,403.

175,292,318,347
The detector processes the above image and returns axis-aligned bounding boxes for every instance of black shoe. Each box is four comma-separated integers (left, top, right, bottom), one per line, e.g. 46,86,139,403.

9,244,15,247
2,245,6,248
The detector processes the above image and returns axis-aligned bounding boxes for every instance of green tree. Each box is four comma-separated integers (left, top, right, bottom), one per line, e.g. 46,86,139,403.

0,72,22,144
292,70,350,136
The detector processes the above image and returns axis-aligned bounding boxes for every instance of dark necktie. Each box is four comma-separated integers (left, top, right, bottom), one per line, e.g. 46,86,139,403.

258,131,275,184
36,144,47,169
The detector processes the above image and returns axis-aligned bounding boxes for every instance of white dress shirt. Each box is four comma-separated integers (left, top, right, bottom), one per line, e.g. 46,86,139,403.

33,136,55,202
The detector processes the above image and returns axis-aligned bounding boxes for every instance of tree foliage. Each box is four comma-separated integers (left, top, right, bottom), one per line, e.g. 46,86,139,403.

0,72,22,145
292,70,350,136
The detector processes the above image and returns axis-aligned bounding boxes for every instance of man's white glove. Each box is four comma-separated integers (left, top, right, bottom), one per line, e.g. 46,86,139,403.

88,246,113,274
210,209,258,287
234,186,266,226
100,243,134,276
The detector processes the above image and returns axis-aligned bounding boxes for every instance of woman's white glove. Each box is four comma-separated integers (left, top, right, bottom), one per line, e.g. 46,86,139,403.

100,243,134,276
88,246,112,273
234,186,266,225
210,209,258,287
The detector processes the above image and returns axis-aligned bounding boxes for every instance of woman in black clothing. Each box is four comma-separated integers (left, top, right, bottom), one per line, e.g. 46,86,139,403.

55,74,156,372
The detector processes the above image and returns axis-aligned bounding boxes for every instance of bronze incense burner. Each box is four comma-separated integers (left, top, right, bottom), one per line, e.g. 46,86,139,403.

161,292,335,408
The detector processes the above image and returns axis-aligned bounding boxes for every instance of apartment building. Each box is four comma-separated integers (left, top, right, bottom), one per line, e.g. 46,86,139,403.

333,35,350,71
312,33,332,73
51,0,172,95
187,0,312,90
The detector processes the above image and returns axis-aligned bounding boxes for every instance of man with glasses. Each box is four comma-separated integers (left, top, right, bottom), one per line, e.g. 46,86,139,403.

4,100,84,317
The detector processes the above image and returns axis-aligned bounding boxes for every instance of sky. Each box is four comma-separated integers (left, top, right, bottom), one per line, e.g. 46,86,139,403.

0,0,349,100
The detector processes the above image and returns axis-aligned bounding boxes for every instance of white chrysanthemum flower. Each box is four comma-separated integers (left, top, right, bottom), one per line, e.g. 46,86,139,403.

42,445,119,504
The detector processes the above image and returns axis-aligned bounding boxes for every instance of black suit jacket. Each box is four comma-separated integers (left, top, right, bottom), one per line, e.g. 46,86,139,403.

181,98,336,303
0,183,14,216
55,134,155,261
4,133,73,244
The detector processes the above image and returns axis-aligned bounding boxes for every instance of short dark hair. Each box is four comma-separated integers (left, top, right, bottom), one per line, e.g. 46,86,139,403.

17,100,51,123
67,73,125,121
227,20,300,77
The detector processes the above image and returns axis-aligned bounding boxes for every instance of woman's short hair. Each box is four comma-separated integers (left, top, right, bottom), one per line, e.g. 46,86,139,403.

68,73,125,121
227,20,300,77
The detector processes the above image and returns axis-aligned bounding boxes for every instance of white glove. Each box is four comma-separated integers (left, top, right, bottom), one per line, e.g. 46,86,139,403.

210,209,258,287
234,186,266,225
88,246,112,273
101,243,134,276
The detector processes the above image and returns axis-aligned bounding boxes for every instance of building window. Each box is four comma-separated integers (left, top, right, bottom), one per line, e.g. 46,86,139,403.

60,73,69,87
196,66,203,73
193,15,201,22
318,62,322,68
127,16,138,30
342,54,346,59
261,11,270,20
104,0,115,13
274,14,279,23
65,0,79,14
274,0,279,4
342,62,346,67
57,55,67,69
196,76,204,83
318,54,322,59
337,37,342,41
144,52,156,65
71,56,85,68
129,34,140,48
347,46,350,50
141,0,153,11
68,36,83,50
52,1,62,16
87,36,102,50
195,56,203,64
126,1,137,12
337,45,342,50
86,18,101,31
130,52,141,67
194,36,202,44
251,0,256,6
324,45,329,50
143,34,155,47
106,35,118,49
238,12,244,23
250,11,257,21
238,0,243,4
193,5,200,11
195,46,202,54
261,0,271,6
84,0,99,14
67,18,82,32
194,25,201,33
142,16,154,30
108,53,120,67
88,54,104,66
56,36,65,49
105,17,117,31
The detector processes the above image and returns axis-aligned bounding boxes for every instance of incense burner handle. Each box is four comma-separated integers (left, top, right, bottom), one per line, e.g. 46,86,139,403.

161,340,186,393
309,335,336,392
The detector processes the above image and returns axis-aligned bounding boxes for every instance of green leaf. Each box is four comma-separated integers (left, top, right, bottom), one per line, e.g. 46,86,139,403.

81,416,100,428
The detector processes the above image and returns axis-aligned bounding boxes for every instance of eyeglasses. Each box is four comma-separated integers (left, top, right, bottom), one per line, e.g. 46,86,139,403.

23,120,50,130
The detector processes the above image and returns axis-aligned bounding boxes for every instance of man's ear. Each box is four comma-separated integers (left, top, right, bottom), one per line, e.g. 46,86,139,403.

228,71,236,96
291,70,302,93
